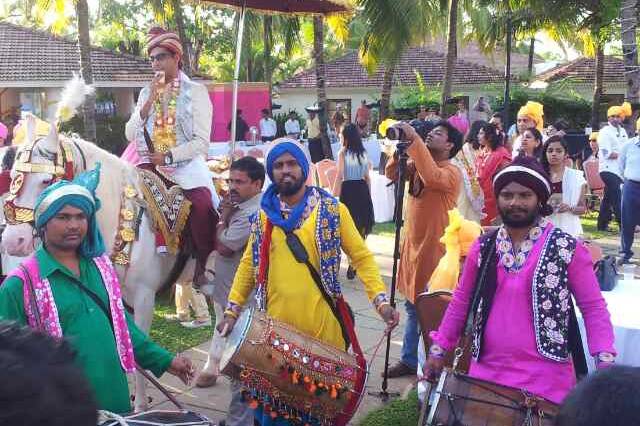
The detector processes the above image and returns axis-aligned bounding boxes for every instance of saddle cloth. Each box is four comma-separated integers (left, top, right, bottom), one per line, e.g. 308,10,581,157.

138,167,191,255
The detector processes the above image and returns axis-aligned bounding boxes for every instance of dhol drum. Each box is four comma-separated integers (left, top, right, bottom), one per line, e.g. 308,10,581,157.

426,369,558,426
220,308,366,425
98,410,212,425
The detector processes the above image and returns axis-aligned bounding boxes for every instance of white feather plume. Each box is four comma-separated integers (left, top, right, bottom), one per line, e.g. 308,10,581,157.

55,74,95,123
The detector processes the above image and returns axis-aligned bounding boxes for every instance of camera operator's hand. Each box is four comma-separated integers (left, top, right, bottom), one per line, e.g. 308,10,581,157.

396,122,421,144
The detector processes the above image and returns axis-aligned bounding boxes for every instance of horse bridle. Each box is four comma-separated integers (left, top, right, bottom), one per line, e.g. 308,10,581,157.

3,137,75,225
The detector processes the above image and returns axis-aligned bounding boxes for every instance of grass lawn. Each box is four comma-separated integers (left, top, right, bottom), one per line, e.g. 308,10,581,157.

373,211,620,241
580,211,619,240
149,293,214,354
358,390,420,426
372,221,396,237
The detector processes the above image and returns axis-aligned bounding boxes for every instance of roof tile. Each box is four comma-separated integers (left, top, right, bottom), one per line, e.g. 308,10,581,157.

278,47,511,89
0,21,154,84
537,56,625,84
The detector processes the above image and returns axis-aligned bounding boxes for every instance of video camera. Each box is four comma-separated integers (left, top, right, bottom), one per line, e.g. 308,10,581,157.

385,119,435,142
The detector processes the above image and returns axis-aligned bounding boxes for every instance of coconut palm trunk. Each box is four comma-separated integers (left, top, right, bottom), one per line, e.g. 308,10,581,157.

620,0,639,131
170,0,192,76
440,0,458,116
380,63,395,120
263,15,273,107
313,16,332,160
591,42,605,129
75,0,96,142
527,37,535,79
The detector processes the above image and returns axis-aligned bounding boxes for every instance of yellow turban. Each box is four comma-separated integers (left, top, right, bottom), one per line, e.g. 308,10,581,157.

636,116,640,132
607,102,632,119
378,118,398,137
427,209,483,293
12,117,51,145
517,101,544,131
589,131,599,141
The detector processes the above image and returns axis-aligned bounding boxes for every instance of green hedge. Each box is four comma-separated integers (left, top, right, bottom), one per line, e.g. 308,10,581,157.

492,88,592,130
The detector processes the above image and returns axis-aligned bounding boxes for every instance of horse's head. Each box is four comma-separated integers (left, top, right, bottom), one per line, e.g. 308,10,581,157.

2,115,75,256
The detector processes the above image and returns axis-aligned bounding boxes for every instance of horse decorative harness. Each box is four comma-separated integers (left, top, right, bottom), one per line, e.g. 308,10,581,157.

4,136,75,224
3,135,142,266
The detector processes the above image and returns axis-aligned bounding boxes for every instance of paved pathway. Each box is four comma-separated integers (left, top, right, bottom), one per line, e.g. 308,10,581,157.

137,232,638,425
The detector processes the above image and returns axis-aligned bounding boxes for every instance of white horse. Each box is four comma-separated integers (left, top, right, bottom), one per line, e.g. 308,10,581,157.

1,117,224,411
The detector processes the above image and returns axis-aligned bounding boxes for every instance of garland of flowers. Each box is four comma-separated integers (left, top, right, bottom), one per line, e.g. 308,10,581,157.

152,79,180,154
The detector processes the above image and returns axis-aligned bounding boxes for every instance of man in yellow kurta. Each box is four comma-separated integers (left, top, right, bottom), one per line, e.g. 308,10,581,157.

384,121,462,378
218,140,399,425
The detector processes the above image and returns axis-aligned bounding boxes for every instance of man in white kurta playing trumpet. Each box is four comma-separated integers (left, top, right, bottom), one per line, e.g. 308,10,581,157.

125,27,219,285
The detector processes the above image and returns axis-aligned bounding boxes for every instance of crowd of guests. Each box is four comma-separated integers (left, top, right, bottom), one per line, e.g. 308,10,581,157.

432,99,640,255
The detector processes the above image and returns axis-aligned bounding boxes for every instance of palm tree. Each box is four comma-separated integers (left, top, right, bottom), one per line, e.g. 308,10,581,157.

620,0,639,127
169,0,192,75
440,0,459,116
31,0,97,140
358,0,439,121
313,16,332,159
75,0,96,141
263,15,273,106
591,40,605,128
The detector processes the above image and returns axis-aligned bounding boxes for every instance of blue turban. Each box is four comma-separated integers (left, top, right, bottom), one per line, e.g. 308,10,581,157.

34,164,105,258
262,141,312,232
265,141,309,182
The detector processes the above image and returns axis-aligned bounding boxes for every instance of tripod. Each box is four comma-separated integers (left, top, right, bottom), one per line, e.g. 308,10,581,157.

370,142,411,402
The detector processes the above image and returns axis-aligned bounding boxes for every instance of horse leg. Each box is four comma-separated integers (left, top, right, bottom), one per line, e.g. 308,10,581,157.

132,285,156,412
196,300,224,388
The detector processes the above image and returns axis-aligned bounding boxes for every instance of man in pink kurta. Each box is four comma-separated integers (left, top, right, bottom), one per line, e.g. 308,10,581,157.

426,156,615,404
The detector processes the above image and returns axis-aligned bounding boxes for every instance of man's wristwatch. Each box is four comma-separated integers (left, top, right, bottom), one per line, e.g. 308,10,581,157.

164,152,173,166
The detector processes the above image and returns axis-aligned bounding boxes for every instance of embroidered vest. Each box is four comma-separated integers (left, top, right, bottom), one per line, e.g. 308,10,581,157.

471,227,577,362
250,189,342,311
136,72,194,168
6,254,136,373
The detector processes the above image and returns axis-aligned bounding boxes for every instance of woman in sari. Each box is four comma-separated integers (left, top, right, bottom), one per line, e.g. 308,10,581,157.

476,122,511,225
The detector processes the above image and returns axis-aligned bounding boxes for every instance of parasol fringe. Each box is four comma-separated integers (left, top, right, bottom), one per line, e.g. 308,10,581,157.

198,0,354,16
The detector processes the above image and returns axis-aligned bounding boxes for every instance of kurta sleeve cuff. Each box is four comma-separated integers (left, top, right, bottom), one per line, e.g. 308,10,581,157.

127,314,174,377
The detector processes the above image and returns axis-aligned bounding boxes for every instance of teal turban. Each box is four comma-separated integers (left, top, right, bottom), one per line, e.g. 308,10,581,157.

34,164,105,258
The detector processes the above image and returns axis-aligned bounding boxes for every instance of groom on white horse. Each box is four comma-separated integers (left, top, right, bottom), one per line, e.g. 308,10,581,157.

125,27,219,285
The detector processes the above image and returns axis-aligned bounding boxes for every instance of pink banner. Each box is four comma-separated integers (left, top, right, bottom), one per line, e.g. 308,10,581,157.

209,83,271,142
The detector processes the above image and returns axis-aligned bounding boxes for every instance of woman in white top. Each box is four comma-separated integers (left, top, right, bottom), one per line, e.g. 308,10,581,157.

541,136,587,236
333,123,374,279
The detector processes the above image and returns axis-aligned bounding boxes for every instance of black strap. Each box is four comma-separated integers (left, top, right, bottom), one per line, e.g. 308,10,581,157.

569,300,588,378
143,123,155,154
70,278,116,333
464,230,498,336
284,231,352,349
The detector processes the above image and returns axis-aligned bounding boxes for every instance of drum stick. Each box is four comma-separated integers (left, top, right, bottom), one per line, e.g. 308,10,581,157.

135,364,185,410
417,381,432,426
220,323,229,337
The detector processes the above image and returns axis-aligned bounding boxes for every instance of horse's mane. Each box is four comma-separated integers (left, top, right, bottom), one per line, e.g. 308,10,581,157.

65,136,139,252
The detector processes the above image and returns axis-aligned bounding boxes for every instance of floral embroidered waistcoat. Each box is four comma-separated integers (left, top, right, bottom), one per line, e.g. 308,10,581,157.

472,226,577,362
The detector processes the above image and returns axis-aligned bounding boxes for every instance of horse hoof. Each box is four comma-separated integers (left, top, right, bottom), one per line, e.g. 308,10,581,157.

195,372,218,388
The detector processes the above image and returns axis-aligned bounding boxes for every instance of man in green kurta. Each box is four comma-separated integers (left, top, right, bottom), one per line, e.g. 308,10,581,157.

0,166,194,414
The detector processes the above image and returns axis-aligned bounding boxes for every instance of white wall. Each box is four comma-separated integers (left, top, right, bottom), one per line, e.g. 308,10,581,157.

112,88,135,117
276,84,505,123
274,87,384,122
